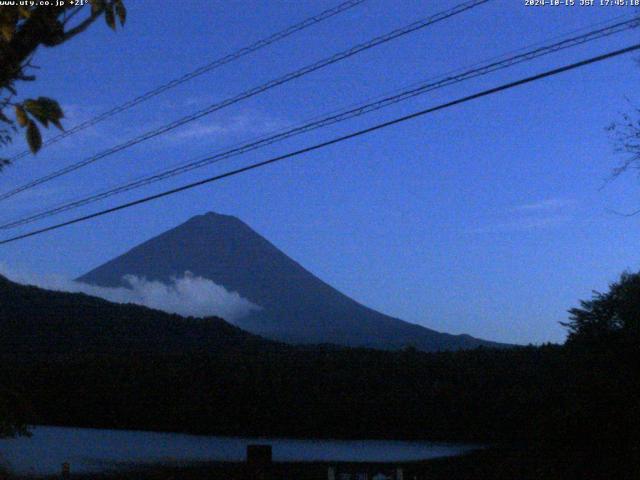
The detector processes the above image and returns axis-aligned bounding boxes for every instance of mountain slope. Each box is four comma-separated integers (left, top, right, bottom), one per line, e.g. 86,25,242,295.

79,212,505,351
0,274,278,356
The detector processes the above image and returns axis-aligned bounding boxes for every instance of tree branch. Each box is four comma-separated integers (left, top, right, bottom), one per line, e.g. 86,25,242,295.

60,7,104,43
62,6,84,27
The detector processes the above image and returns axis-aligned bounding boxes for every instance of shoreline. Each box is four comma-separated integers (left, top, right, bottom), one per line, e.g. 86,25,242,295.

4,444,637,479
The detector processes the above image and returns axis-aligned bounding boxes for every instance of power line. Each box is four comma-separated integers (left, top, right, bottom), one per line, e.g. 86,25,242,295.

1,42,637,246
7,0,368,163
0,0,491,203
2,15,637,230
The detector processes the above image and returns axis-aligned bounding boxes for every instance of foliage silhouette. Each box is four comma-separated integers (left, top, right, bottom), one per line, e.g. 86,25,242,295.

0,1,125,161
563,270,640,347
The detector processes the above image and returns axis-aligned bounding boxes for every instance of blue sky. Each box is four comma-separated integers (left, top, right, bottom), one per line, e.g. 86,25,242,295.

1,0,639,344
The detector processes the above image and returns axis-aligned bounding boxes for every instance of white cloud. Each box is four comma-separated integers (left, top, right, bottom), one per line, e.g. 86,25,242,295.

475,197,577,233
0,266,260,322
474,214,570,233
511,197,576,213
165,111,286,143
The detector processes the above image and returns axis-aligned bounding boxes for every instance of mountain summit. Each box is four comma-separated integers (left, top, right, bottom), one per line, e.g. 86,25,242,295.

78,212,503,350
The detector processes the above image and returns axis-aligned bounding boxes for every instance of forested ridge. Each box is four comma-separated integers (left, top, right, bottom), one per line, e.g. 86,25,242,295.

1,345,636,445
0,274,280,356
1,273,638,477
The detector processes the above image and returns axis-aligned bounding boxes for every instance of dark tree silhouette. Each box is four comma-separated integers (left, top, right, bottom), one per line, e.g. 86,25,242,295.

563,271,640,346
0,388,29,438
0,1,126,437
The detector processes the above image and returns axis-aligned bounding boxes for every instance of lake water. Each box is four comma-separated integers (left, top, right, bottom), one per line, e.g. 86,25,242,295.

0,426,476,476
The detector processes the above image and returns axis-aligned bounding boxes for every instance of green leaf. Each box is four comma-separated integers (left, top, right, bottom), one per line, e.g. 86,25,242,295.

22,97,64,129
26,120,42,154
17,6,31,19
1,23,15,42
14,106,28,127
23,100,44,123
115,0,126,26
51,118,64,131
37,97,64,120
23,100,48,127
91,0,106,15
105,5,116,30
